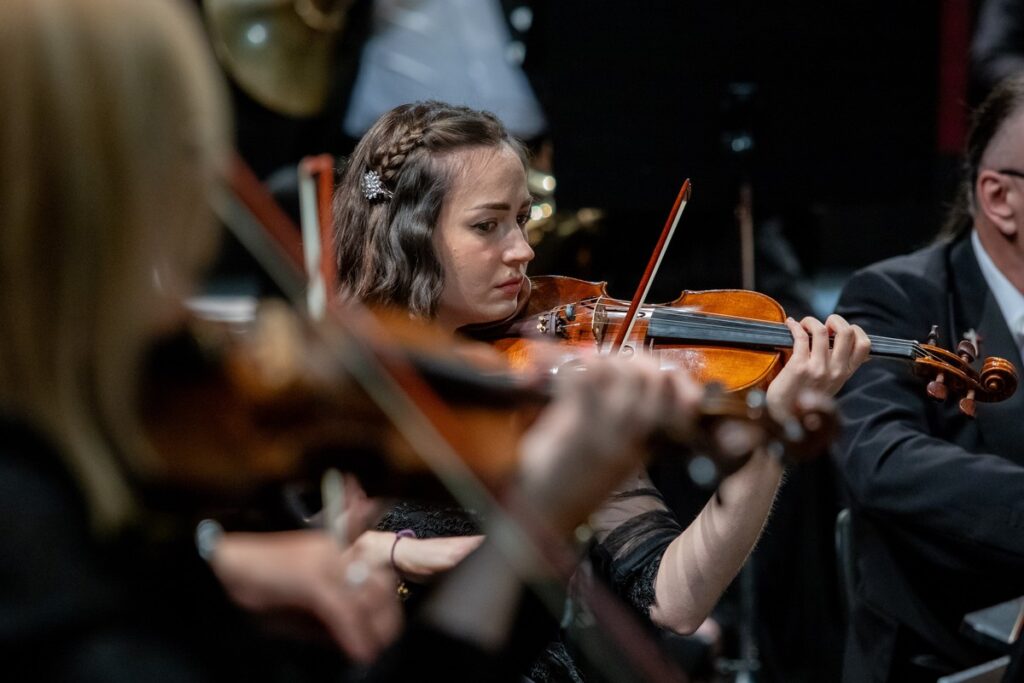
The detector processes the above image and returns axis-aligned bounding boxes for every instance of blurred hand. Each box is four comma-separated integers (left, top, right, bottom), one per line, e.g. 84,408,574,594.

516,355,702,533
767,314,870,420
211,530,401,663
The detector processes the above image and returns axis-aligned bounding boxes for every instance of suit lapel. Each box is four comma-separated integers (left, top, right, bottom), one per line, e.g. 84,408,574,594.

950,239,1024,461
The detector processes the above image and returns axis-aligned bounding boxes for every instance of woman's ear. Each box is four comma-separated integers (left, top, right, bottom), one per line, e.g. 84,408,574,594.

976,170,1020,237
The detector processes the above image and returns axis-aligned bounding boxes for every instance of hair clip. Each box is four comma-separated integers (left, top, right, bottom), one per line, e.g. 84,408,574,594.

361,169,393,201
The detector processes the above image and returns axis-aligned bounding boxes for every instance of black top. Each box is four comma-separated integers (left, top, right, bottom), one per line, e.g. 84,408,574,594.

378,470,683,682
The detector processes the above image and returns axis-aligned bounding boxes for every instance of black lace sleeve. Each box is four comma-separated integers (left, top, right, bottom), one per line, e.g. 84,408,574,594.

586,470,682,616
376,500,482,538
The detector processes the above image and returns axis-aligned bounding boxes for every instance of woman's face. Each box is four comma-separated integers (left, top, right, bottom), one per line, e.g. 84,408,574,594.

432,144,534,331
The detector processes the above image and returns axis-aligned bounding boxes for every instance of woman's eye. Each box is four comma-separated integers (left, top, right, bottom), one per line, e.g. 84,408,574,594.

516,213,530,227
472,221,497,233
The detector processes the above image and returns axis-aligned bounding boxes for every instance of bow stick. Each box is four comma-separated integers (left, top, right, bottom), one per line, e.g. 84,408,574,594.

298,154,338,319
610,179,692,355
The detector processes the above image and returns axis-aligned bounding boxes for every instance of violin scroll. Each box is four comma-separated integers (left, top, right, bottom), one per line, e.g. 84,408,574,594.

980,356,1018,401
915,327,1018,417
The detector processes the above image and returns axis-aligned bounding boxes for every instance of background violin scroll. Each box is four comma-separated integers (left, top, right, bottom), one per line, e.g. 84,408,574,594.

916,332,1018,416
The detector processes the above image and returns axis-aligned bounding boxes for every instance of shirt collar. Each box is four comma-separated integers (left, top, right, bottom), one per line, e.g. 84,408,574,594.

971,229,1024,348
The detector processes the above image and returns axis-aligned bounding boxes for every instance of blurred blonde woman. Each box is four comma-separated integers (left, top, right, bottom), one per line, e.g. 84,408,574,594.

0,0,402,677
0,0,227,533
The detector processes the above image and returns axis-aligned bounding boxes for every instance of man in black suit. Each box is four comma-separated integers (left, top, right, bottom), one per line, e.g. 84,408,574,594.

834,75,1024,682
835,76,1024,683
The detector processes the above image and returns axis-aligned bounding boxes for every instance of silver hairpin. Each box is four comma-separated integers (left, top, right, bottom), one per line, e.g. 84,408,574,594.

361,169,393,201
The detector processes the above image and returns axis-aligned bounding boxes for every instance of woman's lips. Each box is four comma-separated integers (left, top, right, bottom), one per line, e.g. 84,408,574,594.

495,276,524,297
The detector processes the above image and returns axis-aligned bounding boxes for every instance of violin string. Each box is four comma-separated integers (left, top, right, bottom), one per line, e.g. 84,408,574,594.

577,301,936,353
642,307,933,356
559,304,912,350
550,315,964,367
553,304,944,362
595,303,916,347
546,299,981,367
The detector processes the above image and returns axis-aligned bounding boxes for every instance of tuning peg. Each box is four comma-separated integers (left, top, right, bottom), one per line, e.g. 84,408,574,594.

957,339,977,364
959,390,977,417
923,326,951,400
927,373,948,401
952,339,979,415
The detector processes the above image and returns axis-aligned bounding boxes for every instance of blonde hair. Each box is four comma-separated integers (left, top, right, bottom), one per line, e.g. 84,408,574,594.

0,0,230,531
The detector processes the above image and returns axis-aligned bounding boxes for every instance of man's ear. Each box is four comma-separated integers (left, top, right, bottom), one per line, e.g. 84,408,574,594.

977,170,1020,237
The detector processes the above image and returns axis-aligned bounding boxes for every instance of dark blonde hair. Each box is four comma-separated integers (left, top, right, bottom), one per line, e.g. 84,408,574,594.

0,0,229,530
942,75,1024,239
334,101,526,318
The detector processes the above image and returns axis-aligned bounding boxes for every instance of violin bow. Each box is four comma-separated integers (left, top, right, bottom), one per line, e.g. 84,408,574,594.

220,152,691,683
297,154,339,320
609,179,692,355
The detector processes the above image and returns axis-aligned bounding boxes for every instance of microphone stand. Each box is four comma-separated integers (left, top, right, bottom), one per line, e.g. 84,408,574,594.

719,81,761,683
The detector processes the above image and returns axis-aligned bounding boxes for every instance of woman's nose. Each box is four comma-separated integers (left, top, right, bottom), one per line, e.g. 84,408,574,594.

504,227,535,265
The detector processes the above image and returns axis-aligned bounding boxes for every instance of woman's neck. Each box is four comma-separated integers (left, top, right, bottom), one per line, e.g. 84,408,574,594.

433,311,461,336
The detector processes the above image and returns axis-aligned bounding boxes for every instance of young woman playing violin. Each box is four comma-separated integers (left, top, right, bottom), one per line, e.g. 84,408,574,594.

0,1,719,680
332,100,872,679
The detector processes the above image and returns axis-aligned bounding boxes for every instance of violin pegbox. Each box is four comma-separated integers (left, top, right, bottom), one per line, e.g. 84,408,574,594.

915,325,1018,417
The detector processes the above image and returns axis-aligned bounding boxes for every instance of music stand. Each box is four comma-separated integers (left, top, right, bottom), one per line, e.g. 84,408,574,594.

937,596,1024,683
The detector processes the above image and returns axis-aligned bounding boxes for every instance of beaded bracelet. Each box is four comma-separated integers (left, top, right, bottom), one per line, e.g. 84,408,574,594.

390,528,416,572
391,529,416,600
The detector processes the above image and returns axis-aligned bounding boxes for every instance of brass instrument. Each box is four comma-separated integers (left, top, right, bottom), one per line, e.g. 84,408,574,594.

203,0,353,117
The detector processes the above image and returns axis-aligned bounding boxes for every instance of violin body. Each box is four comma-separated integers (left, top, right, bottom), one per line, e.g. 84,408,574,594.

140,303,532,500
480,275,788,393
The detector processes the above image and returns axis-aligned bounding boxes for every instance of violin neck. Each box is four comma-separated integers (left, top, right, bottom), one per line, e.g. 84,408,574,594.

646,309,917,360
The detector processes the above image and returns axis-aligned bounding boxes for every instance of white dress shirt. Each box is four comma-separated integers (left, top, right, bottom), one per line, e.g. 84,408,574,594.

972,229,1024,360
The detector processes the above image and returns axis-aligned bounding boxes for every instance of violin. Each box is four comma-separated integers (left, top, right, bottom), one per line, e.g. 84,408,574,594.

139,297,837,501
471,274,1019,417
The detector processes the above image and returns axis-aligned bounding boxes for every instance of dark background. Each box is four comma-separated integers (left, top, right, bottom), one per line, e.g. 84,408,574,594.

531,1,955,296
225,1,969,296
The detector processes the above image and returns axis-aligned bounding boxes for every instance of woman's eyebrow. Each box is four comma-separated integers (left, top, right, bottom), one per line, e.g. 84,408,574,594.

468,202,511,211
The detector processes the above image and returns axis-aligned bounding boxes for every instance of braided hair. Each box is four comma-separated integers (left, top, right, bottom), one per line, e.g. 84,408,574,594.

334,101,527,318
942,76,1024,240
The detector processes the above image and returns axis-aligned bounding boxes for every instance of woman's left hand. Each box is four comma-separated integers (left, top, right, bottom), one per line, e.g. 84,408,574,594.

766,314,870,419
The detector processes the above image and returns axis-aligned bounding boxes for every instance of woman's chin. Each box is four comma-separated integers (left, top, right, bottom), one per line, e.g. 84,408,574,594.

489,298,521,321
460,301,518,328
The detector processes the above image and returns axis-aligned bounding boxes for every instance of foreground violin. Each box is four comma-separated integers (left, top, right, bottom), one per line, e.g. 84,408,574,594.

472,275,1019,417
140,300,837,500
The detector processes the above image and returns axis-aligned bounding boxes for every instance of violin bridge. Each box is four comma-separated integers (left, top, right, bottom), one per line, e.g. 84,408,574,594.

592,303,608,346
